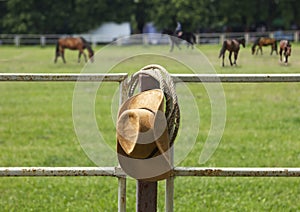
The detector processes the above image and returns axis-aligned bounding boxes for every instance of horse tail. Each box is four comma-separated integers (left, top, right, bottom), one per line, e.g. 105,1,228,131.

254,37,260,45
251,37,260,54
55,40,60,56
219,41,227,58
252,37,260,47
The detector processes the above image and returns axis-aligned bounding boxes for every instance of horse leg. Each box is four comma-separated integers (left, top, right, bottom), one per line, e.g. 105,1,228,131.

54,47,62,63
54,48,59,63
82,51,87,62
61,49,66,63
175,40,181,50
229,51,233,66
190,40,194,49
169,39,174,52
271,44,276,55
279,49,283,62
234,52,238,66
220,50,225,67
78,51,82,63
222,54,225,67
54,53,58,63
259,46,263,55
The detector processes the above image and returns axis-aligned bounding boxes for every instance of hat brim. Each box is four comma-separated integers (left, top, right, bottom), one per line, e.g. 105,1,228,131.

116,89,171,180
117,89,172,181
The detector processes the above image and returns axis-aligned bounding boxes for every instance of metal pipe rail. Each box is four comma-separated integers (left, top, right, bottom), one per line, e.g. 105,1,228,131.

0,167,126,177
174,167,300,177
0,73,128,82
1,73,300,212
172,74,300,83
1,167,300,177
1,73,300,83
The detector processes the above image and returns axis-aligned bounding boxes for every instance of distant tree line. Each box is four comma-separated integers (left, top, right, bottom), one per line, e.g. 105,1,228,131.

0,0,299,34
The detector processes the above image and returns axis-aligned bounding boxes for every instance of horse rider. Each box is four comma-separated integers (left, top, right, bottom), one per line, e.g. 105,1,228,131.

175,21,183,37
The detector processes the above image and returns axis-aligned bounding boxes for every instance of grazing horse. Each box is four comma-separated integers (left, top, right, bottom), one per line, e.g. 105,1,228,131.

279,40,292,64
219,38,245,67
162,29,196,52
251,37,278,55
54,37,94,63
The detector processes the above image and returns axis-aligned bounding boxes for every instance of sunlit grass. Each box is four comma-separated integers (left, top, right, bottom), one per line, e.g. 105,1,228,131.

0,44,300,211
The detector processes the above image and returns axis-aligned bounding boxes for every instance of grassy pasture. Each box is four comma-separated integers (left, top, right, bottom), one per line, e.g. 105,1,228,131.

0,43,300,211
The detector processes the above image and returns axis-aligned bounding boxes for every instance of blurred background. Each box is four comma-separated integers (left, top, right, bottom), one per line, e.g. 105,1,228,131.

0,0,299,45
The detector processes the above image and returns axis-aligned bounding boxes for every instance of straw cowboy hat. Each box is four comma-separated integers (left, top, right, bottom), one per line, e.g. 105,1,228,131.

116,89,172,181
117,89,170,158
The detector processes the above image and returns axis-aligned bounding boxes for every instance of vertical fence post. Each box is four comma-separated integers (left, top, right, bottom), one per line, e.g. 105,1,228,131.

40,36,46,47
244,33,250,45
294,31,299,43
165,126,174,212
220,34,225,45
118,77,128,212
14,35,20,47
165,176,174,212
195,34,200,44
136,75,160,212
118,177,127,212
137,181,157,211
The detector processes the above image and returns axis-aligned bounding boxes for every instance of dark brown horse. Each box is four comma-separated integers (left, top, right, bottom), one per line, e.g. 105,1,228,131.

251,37,278,55
219,38,245,67
279,40,292,64
162,29,196,52
54,37,94,63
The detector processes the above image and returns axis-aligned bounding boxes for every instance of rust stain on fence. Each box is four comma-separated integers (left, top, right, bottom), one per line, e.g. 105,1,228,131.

174,167,300,177
0,167,126,177
0,74,128,82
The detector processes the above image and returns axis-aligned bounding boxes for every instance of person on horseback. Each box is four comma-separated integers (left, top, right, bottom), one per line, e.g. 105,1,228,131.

175,21,183,37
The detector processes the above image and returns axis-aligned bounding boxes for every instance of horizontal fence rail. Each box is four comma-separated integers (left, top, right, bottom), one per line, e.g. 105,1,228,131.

174,167,300,177
172,74,300,83
0,73,128,82
1,73,300,83
1,167,300,177
1,30,299,46
0,167,126,177
1,73,300,212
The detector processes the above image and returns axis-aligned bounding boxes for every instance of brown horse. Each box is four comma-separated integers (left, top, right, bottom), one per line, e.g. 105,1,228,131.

251,37,278,55
219,38,245,67
54,37,94,63
279,40,292,64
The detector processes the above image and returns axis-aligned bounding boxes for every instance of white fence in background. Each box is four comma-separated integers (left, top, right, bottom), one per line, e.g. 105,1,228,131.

1,73,300,212
0,31,299,47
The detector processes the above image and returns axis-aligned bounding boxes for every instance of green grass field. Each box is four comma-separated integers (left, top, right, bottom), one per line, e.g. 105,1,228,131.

0,43,300,211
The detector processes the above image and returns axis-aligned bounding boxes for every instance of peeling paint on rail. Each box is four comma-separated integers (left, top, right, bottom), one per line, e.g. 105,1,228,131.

0,167,126,177
171,74,300,83
2,167,300,177
174,167,300,177
0,73,128,82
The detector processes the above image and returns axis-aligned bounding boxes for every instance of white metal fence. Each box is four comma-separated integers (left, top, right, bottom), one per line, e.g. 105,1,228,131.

1,73,300,212
0,30,299,46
